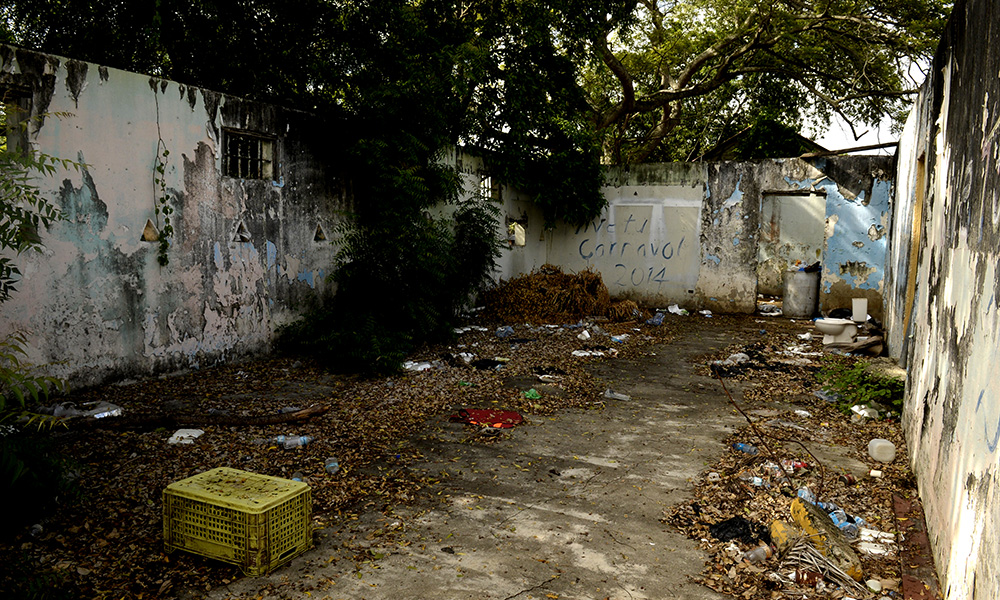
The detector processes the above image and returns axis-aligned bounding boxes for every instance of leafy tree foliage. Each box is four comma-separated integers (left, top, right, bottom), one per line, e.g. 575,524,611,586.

584,0,950,162
1,104,74,534
2,0,949,371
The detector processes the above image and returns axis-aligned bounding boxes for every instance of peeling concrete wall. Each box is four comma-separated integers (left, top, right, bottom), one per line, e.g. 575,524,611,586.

539,159,891,314
0,46,344,387
546,164,704,305
884,0,1000,597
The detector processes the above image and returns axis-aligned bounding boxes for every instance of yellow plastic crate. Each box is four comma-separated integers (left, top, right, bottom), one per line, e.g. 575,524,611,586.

163,467,311,576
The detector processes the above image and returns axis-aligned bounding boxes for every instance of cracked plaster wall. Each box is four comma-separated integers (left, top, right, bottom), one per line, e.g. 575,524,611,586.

0,46,344,387
539,159,891,314
884,0,1000,597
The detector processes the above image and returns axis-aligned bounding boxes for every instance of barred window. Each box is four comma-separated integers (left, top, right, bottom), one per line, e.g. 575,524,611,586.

223,129,275,179
1,90,31,155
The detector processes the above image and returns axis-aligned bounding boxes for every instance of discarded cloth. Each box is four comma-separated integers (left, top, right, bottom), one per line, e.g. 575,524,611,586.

449,408,524,428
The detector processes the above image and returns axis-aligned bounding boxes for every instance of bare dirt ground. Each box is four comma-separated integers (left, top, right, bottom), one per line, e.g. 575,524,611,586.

1,312,916,600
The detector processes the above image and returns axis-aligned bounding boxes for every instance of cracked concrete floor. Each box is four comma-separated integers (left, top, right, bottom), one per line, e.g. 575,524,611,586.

205,324,753,600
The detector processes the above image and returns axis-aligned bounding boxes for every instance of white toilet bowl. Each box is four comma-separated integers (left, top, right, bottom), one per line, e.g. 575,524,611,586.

814,318,858,344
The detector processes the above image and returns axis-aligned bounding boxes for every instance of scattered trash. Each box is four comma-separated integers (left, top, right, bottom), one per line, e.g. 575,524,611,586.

646,311,666,325
47,401,125,420
453,325,488,334
403,361,434,372
781,459,809,473
603,389,631,401
797,332,813,340
796,487,817,504
571,349,606,357
869,469,883,478
610,334,630,343
496,326,515,338
794,409,812,417
743,544,773,564
168,429,204,444
758,303,783,316
449,408,523,428
732,442,758,455
813,389,841,403
324,457,340,475
471,358,505,370
455,352,474,364
667,304,689,316
738,472,769,487
856,528,897,556
577,329,591,341
707,472,721,482
828,508,860,540
522,388,542,400
868,438,896,462
699,310,713,317
722,352,750,365
537,374,561,383
291,471,305,482
839,473,857,485
851,404,880,422
708,516,762,544
282,435,314,449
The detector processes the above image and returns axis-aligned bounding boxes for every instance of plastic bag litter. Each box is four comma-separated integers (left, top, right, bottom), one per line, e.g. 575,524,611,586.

709,516,765,544
403,361,434,371
168,429,204,444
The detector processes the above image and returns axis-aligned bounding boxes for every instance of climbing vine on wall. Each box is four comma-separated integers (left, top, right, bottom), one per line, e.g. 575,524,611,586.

153,138,173,266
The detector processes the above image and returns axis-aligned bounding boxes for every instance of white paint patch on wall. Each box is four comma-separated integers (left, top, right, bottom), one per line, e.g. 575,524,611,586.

546,186,702,303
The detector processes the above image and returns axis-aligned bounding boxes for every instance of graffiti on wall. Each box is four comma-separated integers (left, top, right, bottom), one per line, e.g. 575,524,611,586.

550,193,701,299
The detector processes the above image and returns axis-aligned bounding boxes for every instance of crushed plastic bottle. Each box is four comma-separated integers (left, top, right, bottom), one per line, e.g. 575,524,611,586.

604,389,631,401
283,435,313,449
291,471,305,482
828,509,860,541
743,544,773,564
325,457,340,474
732,442,758,455
797,487,816,504
646,312,666,326
496,326,515,338
738,472,769,487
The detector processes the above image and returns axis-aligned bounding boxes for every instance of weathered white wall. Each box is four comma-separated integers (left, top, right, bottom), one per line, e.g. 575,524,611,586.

1,46,343,387
757,192,826,295
544,159,892,315
884,0,1000,596
547,164,704,304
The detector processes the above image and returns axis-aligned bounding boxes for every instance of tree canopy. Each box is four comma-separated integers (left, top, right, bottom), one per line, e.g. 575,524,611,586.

4,0,948,169
2,0,949,369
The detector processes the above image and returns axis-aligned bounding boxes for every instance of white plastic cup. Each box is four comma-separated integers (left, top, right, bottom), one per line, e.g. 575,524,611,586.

852,298,868,322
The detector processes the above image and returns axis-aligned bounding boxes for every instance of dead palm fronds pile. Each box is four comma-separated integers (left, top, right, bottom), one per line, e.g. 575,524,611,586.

479,264,611,324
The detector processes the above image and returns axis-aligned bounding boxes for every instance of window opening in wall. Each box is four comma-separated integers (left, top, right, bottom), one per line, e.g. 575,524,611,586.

223,129,276,180
479,174,499,200
233,220,251,243
1,88,31,155
141,219,160,242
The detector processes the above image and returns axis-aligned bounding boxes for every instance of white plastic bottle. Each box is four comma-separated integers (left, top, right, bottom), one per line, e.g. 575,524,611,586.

868,438,896,463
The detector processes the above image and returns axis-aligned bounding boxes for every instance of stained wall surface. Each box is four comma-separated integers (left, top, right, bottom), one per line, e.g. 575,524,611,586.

2,45,893,392
883,0,1000,597
0,46,344,387
546,159,892,315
